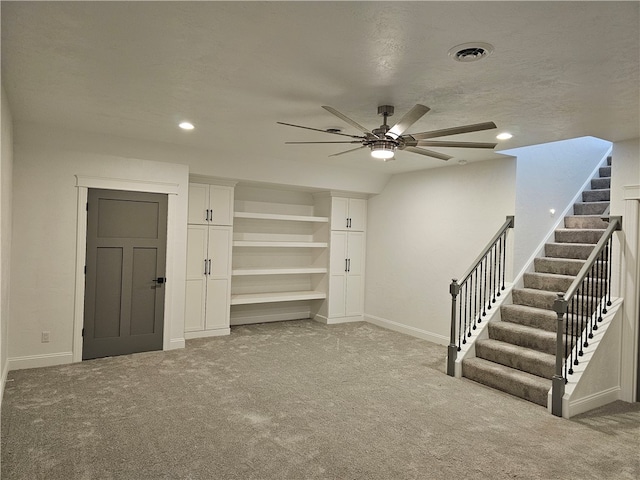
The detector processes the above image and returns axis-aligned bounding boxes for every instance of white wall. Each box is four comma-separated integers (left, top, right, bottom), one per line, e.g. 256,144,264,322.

1,86,14,397
610,137,640,401
9,125,189,368
364,157,516,344
501,136,612,276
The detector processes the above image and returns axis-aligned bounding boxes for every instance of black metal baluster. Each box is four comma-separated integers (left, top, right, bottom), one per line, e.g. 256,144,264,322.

487,248,493,310
462,282,469,344
564,300,570,380
501,231,507,291
568,295,575,374
481,259,486,317
496,236,502,298
492,244,498,304
472,268,478,331
457,283,463,351
606,236,613,308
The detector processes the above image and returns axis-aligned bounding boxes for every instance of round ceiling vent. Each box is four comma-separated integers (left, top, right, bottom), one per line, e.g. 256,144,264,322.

448,42,494,62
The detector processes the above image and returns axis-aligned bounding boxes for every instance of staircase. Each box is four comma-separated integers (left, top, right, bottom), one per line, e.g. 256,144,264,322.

462,157,612,406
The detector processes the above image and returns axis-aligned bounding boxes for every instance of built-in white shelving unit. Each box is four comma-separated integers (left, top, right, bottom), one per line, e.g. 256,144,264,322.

230,185,329,325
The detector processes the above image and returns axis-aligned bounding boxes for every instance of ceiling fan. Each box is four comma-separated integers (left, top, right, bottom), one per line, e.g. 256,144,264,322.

278,104,497,161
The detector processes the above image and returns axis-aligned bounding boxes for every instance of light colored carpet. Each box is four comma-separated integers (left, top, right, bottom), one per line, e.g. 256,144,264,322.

2,320,639,479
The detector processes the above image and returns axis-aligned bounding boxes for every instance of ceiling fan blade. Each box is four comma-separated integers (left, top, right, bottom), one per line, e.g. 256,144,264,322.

277,121,364,139
415,140,497,149
322,106,373,135
285,141,363,144
387,104,430,139
329,146,367,157
402,146,452,161
410,121,497,140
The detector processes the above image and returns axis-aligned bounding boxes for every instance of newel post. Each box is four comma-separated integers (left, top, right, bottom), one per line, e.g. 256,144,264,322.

447,279,460,377
551,293,568,417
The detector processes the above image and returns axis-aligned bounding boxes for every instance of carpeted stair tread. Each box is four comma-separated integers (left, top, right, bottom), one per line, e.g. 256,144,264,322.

573,201,609,216
564,215,609,229
523,272,575,292
512,288,558,310
545,242,595,260
590,177,610,190
488,321,558,355
534,257,586,276
554,228,605,244
462,357,551,407
582,189,610,202
476,338,556,378
500,304,558,332
599,166,611,177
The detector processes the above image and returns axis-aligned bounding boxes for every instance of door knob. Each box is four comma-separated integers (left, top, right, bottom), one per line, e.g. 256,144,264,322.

153,277,166,284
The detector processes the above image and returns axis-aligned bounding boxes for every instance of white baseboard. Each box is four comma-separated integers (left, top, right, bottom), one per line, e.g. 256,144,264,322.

184,329,229,340
1,360,9,405
314,314,363,325
168,337,187,349
8,351,73,371
564,386,621,419
364,314,449,345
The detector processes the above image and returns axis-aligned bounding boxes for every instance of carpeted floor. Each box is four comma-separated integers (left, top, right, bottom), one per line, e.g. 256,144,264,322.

2,320,639,479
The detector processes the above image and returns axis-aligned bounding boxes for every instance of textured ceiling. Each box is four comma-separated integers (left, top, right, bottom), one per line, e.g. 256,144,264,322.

2,1,638,175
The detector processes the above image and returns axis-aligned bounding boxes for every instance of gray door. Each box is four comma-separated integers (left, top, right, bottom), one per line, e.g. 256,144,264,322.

83,189,168,360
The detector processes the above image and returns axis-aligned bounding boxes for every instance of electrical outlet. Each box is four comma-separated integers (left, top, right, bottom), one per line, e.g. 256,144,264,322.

41,331,50,343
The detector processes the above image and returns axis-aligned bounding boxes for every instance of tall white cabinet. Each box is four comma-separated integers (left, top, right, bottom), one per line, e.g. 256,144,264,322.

185,181,235,339
315,194,367,324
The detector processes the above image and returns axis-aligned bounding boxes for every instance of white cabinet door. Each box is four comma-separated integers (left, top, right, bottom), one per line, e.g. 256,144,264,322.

331,197,366,231
328,230,364,319
188,184,210,225
331,197,350,230
347,198,367,232
188,184,234,226
185,225,232,333
209,186,234,226
185,225,208,331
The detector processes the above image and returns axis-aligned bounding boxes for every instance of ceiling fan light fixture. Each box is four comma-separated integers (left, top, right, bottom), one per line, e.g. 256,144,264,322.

370,141,396,160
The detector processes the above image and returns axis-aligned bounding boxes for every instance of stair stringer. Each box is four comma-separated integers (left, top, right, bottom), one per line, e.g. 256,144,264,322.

453,285,514,378
551,298,624,418
513,148,613,282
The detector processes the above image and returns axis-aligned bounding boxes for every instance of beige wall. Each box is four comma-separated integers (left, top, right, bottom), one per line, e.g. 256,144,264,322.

1,86,14,396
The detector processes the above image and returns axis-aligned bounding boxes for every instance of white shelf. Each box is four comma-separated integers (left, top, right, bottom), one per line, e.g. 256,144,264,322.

233,241,328,248
230,290,326,305
235,212,329,223
232,267,327,276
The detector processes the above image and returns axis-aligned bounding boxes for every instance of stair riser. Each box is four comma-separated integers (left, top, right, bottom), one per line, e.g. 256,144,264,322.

512,289,601,316
476,342,555,378
545,243,595,260
591,177,610,190
535,258,607,276
523,273,574,292
500,305,557,332
534,258,585,276
500,306,582,334
554,229,604,244
574,202,609,215
488,323,557,355
599,166,611,177
462,361,549,407
582,189,610,202
564,216,609,229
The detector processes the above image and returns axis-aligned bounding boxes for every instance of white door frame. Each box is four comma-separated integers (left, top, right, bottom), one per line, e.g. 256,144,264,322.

73,176,180,363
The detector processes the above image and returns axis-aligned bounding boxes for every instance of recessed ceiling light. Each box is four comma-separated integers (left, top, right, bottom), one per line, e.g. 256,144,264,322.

179,122,195,130
496,132,513,140
448,42,494,62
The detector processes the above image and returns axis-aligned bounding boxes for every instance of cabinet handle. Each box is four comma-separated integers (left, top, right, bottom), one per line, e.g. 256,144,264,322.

204,259,208,275
210,209,213,222
208,259,212,275
346,218,349,229
347,258,351,272
345,259,348,272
